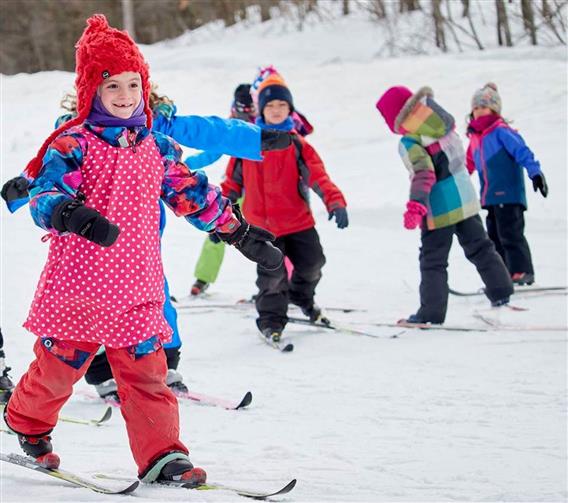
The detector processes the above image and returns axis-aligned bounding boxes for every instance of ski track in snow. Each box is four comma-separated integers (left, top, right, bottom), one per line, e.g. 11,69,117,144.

1,10,567,503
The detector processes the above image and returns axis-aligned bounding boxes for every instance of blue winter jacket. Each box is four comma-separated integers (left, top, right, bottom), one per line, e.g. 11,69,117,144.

466,118,541,209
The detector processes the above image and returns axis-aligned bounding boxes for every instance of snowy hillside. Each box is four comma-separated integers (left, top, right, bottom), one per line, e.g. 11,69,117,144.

0,9,567,503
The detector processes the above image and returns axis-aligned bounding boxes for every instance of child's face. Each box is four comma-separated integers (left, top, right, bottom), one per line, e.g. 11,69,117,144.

472,106,494,119
263,99,290,125
98,72,142,119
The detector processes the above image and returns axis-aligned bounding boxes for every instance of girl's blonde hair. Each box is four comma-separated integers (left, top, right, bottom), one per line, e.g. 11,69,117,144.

59,83,174,114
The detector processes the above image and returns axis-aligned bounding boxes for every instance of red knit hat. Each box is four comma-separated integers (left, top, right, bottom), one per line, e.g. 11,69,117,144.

375,86,413,134
24,14,152,178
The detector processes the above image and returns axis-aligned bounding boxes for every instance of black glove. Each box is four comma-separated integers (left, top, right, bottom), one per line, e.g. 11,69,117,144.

1,176,30,203
217,205,283,270
532,173,548,198
328,207,349,229
52,199,120,247
260,129,292,151
208,232,221,244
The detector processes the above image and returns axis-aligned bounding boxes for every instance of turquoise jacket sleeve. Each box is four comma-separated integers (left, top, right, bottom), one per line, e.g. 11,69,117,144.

152,113,262,161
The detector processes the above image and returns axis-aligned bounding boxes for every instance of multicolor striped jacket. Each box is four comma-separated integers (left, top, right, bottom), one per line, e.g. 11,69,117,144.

396,87,480,230
466,115,541,209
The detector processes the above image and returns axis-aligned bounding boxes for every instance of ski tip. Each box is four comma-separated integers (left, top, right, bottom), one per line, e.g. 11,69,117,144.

97,406,113,425
284,478,297,491
236,391,253,410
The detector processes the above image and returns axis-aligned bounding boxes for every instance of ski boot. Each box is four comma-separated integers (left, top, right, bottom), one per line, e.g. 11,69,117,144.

94,378,120,405
190,279,209,297
491,297,510,307
399,314,443,326
261,327,283,343
301,303,330,326
18,433,60,469
166,369,189,395
0,350,15,403
158,458,207,487
511,273,534,286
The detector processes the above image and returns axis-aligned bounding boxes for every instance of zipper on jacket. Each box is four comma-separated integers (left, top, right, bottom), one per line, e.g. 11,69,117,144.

127,130,137,153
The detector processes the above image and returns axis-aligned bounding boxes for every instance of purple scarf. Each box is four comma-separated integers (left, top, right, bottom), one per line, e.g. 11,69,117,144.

87,94,147,127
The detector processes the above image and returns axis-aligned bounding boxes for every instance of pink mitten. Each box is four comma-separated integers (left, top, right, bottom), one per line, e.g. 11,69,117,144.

403,201,427,230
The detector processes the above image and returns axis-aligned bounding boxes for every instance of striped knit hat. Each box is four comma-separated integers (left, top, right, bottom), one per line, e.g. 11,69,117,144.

471,82,502,114
24,14,152,178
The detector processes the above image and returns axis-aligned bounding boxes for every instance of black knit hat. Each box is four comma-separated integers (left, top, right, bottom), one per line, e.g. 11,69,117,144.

257,72,294,116
234,84,253,109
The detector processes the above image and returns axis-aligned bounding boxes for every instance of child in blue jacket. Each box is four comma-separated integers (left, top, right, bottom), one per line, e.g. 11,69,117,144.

466,83,548,285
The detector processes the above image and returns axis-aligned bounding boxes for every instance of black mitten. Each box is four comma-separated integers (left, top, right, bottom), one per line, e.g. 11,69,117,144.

217,206,283,270
328,207,349,229
208,232,221,244
52,199,119,247
260,129,292,151
531,173,548,197
1,177,30,203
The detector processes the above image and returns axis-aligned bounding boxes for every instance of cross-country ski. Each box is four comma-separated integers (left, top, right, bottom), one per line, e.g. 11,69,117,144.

0,452,139,495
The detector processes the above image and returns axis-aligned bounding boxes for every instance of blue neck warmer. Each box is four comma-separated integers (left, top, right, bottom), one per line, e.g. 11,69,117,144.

256,116,294,132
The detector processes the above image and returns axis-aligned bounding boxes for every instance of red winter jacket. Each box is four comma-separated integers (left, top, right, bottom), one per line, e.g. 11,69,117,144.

221,134,346,238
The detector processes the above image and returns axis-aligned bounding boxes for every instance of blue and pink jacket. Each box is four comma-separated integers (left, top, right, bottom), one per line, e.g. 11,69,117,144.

466,115,542,209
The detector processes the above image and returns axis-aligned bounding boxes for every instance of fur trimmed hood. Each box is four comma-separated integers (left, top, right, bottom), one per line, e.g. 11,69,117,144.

394,86,434,133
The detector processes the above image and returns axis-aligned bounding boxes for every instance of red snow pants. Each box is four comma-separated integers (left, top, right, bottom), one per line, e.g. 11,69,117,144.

5,337,188,475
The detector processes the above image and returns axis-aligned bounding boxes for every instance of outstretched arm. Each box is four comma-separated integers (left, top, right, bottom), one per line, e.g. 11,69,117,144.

154,113,262,161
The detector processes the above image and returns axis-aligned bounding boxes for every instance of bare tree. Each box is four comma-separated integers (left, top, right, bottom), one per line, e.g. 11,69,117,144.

121,0,136,40
495,0,513,46
260,0,272,21
399,0,420,12
366,0,387,19
521,0,537,44
539,0,566,44
432,0,447,51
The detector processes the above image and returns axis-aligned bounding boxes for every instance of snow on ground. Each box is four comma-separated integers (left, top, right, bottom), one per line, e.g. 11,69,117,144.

0,9,567,503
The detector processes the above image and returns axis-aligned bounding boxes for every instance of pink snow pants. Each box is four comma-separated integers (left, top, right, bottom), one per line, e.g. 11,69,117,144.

6,337,188,475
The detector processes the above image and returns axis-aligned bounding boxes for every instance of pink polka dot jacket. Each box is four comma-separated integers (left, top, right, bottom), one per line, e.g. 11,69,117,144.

25,123,238,348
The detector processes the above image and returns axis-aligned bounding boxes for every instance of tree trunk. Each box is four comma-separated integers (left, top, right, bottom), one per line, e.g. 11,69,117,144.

369,0,387,19
461,0,469,17
399,0,420,12
342,0,349,16
260,1,272,22
121,0,136,40
521,0,537,45
495,0,513,46
432,0,447,51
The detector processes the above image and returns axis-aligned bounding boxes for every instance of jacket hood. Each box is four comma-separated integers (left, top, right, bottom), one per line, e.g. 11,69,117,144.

395,86,455,139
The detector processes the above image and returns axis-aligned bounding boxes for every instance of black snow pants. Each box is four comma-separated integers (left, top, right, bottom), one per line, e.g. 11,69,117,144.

255,227,326,332
84,347,181,385
416,214,513,323
485,204,534,276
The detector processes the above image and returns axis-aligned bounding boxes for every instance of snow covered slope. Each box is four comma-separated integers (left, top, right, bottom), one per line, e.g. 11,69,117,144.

0,9,566,503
